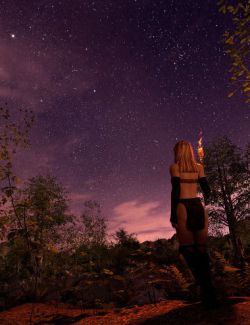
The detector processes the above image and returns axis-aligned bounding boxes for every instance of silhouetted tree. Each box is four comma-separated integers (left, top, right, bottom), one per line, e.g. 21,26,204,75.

0,105,34,241
113,228,140,249
204,137,248,266
80,200,107,248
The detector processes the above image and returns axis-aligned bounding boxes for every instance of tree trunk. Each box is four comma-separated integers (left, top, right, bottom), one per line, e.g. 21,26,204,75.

217,160,245,267
227,215,245,266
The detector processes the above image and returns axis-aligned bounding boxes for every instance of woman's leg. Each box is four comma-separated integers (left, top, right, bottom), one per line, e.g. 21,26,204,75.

176,203,198,282
194,206,208,246
193,208,218,308
176,202,194,245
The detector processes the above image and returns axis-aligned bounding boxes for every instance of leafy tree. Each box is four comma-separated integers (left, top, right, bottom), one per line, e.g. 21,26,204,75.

113,228,140,249
245,142,250,172
0,105,34,240
218,0,250,105
1,174,73,307
107,228,140,275
80,200,108,248
204,136,249,266
20,175,72,246
66,200,108,273
4,175,71,252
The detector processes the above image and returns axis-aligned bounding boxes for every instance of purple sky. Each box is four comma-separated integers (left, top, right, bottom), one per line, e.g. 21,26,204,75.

0,1,249,242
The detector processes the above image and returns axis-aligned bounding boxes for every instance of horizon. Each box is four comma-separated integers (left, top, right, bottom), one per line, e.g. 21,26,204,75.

0,1,249,242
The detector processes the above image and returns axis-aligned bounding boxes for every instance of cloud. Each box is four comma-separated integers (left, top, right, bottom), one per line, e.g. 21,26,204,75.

68,192,91,202
67,191,92,217
109,199,174,242
0,39,94,112
13,142,59,180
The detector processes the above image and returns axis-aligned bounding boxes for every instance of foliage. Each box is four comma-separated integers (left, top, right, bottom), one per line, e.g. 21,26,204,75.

167,265,189,292
0,106,34,240
212,250,229,274
22,175,71,242
0,105,34,178
204,137,249,226
80,200,108,248
1,117,250,309
204,136,249,265
239,265,250,294
112,228,140,249
218,0,250,105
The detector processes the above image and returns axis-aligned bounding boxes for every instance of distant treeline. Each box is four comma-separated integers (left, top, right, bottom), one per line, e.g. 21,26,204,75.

0,107,249,310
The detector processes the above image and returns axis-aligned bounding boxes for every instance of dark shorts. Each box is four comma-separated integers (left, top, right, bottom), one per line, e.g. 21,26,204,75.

178,197,205,231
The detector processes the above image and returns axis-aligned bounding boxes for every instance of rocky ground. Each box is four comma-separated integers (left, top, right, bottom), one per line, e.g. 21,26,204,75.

0,296,249,324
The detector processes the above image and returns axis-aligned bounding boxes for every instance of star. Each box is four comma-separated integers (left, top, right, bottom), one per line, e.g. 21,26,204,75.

0,0,248,244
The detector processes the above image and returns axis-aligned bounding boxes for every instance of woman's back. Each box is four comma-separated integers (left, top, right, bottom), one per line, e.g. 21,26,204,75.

170,163,204,199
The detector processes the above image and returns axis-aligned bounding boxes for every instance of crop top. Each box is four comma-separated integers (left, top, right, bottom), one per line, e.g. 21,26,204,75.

170,176,211,226
179,178,199,183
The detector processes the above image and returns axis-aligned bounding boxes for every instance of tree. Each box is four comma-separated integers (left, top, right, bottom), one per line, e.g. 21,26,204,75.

0,105,34,240
218,0,250,105
204,136,249,266
1,174,73,307
245,142,250,172
0,105,34,180
80,200,107,248
21,175,71,245
113,228,140,249
5,175,71,247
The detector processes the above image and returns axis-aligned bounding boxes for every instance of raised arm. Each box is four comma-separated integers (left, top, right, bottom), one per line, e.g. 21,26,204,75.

198,163,206,177
198,164,211,205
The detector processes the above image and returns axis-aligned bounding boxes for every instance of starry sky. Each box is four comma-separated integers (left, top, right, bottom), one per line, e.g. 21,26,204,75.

0,0,249,242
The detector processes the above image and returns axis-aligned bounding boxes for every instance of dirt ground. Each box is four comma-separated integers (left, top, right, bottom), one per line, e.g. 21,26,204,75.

0,296,249,324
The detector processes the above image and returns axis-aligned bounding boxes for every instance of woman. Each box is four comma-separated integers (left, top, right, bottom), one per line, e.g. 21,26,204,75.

169,140,218,309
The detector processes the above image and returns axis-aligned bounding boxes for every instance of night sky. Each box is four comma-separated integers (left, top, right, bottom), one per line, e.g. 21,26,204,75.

0,1,249,242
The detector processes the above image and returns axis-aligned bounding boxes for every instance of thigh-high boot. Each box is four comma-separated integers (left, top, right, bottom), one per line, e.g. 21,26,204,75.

194,244,219,309
179,244,200,284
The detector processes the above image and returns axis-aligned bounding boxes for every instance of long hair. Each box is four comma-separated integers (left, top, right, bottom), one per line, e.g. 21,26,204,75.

174,140,198,172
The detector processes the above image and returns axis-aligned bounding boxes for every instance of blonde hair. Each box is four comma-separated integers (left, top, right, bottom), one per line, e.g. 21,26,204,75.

174,140,198,172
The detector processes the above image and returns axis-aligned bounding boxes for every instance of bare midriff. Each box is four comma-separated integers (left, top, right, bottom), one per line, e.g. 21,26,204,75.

179,172,199,199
